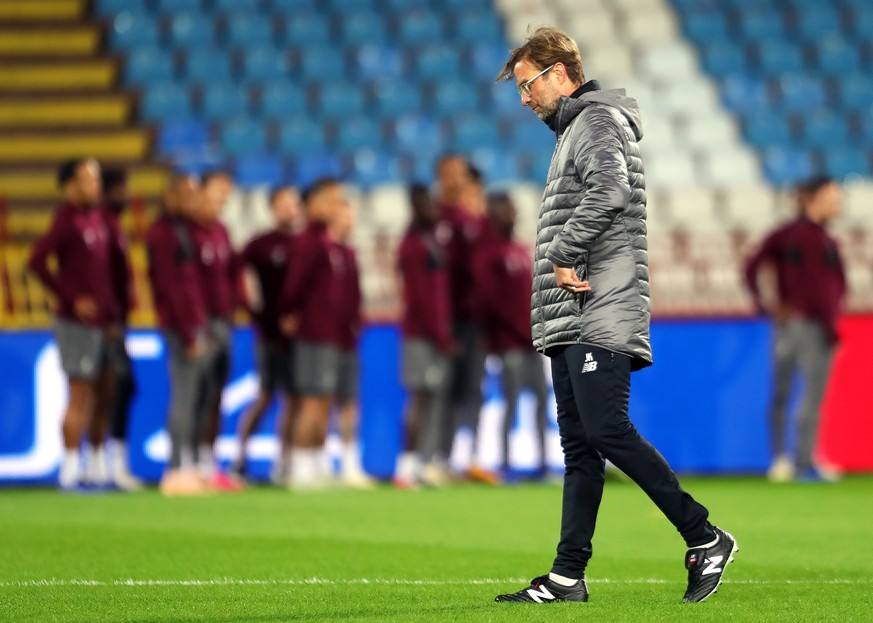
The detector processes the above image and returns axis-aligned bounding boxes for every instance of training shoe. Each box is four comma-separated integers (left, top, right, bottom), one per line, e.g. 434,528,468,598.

495,575,589,603
683,527,738,603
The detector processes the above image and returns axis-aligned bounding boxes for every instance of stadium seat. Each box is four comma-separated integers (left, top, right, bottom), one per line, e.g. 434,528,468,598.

583,43,635,80
638,42,699,81
108,11,159,50
469,44,510,82
392,115,445,154
837,74,873,112
200,84,249,120
154,0,201,13
281,13,330,46
396,12,444,46
340,12,386,46
449,115,500,153
220,119,267,156
451,11,504,44
300,47,346,81
431,81,480,118
794,6,842,41
141,84,192,122
326,0,376,12
277,118,326,156
743,113,790,149
507,118,556,153
821,147,870,179
774,74,826,113
336,117,383,153
814,37,861,76
487,82,526,117
383,0,429,11
700,149,762,186
184,49,231,83
125,48,175,85
347,149,404,187
470,147,522,184
168,13,214,49
370,79,422,118
225,15,274,48
234,154,284,189
736,8,785,40
214,0,260,12
317,82,365,118
848,7,873,40
414,44,461,81
802,112,849,149
270,0,317,12
682,114,739,151
350,45,406,82
683,9,729,44
701,42,746,77
241,46,290,82
441,0,492,11
755,41,804,74
95,0,146,17
719,74,770,115
762,147,814,185
291,152,344,188
565,10,619,47
258,83,308,119
156,119,208,157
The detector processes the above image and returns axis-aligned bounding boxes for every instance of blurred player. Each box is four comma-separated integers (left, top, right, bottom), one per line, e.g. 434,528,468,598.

147,174,212,496
190,171,241,491
433,155,491,484
29,159,115,491
395,185,453,488
279,178,347,489
100,168,142,491
744,177,846,483
233,186,302,482
329,198,375,489
473,193,548,480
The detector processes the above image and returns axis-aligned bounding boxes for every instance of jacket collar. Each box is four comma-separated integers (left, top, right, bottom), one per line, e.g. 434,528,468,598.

545,79,601,135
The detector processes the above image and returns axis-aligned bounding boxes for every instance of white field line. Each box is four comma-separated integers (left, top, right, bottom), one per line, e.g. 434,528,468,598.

1,577,872,589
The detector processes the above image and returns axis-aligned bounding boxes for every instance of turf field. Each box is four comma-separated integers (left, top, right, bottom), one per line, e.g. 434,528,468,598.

1,476,871,623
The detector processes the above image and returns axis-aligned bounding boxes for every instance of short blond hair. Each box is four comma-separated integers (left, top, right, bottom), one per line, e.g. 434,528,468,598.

496,26,585,85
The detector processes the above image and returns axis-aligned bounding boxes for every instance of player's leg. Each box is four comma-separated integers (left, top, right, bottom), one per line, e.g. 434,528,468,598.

769,320,798,481
59,379,95,490
499,351,523,475
106,334,141,490
525,350,550,477
233,339,275,477
396,339,439,487
795,321,836,479
338,352,374,488
84,361,113,487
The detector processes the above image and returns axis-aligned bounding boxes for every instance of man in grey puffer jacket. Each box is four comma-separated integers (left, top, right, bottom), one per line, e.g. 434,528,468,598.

493,27,738,605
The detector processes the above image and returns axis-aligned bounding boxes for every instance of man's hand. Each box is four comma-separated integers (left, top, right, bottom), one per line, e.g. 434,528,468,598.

185,340,205,360
553,265,591,294
73,297,98,321
280,314,299,337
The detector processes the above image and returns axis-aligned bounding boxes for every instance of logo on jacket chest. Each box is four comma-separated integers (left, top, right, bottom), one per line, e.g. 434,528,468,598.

201,243,228,265
270,246,287,265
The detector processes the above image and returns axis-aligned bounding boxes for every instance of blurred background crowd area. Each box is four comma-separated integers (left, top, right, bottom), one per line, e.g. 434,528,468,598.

0,0,871,328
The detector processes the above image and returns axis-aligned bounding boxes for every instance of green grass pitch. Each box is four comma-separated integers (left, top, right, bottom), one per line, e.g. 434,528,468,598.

1,476,872,622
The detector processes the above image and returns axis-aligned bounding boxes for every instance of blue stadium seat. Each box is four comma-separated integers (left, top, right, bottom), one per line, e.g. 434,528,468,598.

441,0,493,11
220,119,267,156
408,152,442,183
95,0,146,17
683,9,729,43
470,147,521,184
451,11,503,44
350,44,406,81
815,37,861,75
326,0,376,12
234,155,284,189
755,41,804,74
737,8,784,40
762,147,814,185
184,48,231,83
392,115,445,154
743,112,790,148
396,12,444,45
848,7,873,40
168,13,214,49
291,152,344,188
487,82,526,117
802,112,849,148
838,74,873,112
259,83,308,119
383,0,429,11
701,41,746,77
469,44,510,82
125,48,174,85
431,81,480,118
794,6,843,40
225,15,274,48
719,74,770,114
241,46,290,82
340,12,386,46
214,0,260,12
415,44,460,81
370,79,422,118
200,84,249,120
317,82,365,118
270,0,317,12
281,13,330,46
141,84,192,122
821,147,870,179
156,120,208,157
508,118,556,152
774,75,826,113
335,117,383,153
155,0,201,14
277,118,326,156
449,115,500,153
347,149,404,187
300,47,346,81
108,12,159,50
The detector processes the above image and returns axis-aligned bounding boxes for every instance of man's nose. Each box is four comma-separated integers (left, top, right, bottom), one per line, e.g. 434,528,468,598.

520,91,531,106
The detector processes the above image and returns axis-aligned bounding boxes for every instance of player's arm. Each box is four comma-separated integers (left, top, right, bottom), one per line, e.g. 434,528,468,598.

743,231,780,314
27,208,88,316
147,227,200,348
280,232,322,313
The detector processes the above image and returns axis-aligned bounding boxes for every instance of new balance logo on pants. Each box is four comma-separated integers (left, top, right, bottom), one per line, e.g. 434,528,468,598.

581,352,597,373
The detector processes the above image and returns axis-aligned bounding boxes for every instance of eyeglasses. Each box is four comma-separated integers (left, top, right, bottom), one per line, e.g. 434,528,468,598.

517,64,555,96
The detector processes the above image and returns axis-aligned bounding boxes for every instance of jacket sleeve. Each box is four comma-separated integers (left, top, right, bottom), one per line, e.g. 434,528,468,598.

546,109,631,268
280,232,321,314
348,249,362,339
147,227,200,347
743,231,779,313
106,213,133,321
27,207,76,305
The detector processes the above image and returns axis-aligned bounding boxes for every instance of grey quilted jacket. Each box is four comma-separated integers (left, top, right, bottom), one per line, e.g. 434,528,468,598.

531,83,652,370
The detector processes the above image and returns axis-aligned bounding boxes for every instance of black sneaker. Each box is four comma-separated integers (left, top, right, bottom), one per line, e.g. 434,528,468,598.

495,575,589,603
683,527,739,603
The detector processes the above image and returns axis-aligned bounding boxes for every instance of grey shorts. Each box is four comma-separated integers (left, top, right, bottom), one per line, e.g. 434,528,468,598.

402,338,448,392
55,318,108,381
294,341,341,397
335,350,359,404
256,339,296,395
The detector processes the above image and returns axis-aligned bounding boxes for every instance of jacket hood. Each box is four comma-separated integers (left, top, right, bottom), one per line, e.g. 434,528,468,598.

546,87,643,142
